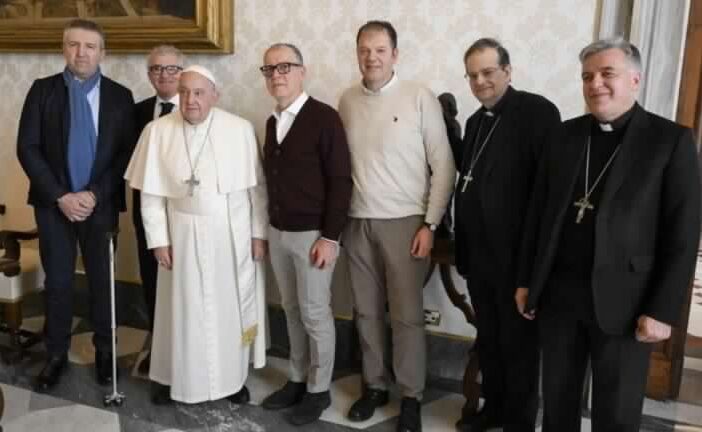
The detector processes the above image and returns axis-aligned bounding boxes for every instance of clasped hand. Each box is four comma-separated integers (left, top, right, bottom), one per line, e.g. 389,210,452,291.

57,191,96,222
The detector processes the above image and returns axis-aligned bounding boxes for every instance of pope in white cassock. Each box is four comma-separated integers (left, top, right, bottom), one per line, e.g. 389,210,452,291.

124,65,268,404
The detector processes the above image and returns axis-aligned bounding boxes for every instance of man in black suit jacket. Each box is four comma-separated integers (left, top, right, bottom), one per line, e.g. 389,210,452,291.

516,37,701,431
454,38,561,432
132,44,183,375
16,19,136,391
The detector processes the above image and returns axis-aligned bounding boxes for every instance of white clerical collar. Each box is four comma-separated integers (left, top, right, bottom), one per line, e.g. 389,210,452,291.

272,92,309,120
183,109,214,133
156,94,179,107
598,123,613,132
361,72,398,95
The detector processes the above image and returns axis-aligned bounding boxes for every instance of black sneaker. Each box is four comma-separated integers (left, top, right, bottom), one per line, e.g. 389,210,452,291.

397,397,421,432
347,388,390,422
289,391,331,426
261,380,306,410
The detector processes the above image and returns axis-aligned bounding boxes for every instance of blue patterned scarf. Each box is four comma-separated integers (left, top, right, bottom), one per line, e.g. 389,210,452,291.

62,67,100,192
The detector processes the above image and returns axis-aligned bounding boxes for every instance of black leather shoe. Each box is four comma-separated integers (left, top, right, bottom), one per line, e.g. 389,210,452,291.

261,381,306,410
227,386,250,404
34,355,68,392
151,383,173,405
290,391,331,426
137,352,150,375
397,397,421,432
455,410,504,432
347,388,390,422
95,350,120,386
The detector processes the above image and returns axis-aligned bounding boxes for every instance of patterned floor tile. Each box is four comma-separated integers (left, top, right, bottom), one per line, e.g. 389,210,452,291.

0,384,31,424
68,326,147,366
420,393,465,431
3,401,120,432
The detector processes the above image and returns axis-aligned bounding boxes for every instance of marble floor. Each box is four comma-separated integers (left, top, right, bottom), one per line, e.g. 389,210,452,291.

0,277,702,431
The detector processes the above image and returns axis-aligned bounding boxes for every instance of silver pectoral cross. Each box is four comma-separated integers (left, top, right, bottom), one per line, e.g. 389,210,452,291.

573,197,594,224
184,173,200,197
461,170,474,192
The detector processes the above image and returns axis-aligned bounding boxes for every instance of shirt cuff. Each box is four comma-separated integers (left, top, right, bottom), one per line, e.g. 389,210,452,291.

320,236,339,245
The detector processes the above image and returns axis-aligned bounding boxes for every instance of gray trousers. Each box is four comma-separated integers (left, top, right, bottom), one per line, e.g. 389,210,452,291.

268,226,336,393
343,216,429,399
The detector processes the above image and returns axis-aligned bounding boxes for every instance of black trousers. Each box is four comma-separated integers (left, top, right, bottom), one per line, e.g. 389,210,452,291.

467,277,539,432
539,279,652,432
132,190,158,332
35,205,116,356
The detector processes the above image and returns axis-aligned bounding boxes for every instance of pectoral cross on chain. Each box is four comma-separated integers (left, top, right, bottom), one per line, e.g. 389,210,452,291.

573,197,594,224
184,173,200,197
461,170,474,192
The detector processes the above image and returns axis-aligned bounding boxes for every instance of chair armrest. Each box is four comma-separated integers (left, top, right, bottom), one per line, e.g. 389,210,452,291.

0,229,39,243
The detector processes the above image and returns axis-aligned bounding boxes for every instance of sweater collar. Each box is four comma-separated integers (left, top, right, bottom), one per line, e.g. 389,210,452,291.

361,72,398,95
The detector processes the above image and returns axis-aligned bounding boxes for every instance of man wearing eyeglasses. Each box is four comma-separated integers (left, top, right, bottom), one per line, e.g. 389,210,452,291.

132,44,183,377
454,38,561,432
258,43,352,426
338,21,455,432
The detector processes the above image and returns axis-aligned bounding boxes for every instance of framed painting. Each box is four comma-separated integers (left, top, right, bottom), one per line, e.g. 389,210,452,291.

0,0,233,53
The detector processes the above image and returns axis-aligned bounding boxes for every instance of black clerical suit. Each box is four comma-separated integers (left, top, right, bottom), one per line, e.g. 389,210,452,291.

524,104,700,431
17,73,136,357
454,86,561,430
133,96,175,333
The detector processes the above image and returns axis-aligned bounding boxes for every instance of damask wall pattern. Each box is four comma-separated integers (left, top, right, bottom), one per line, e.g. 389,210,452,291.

0,0,598,335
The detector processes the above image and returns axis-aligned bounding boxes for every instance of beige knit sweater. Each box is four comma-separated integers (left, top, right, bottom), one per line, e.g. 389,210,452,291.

338,78,456,225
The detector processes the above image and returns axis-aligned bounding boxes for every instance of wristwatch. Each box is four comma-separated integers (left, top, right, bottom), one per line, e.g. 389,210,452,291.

424,222,437,232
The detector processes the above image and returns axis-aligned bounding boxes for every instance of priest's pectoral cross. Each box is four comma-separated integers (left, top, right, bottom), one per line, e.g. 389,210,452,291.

573,197,594,224
460,170,474,192
184,173,200,197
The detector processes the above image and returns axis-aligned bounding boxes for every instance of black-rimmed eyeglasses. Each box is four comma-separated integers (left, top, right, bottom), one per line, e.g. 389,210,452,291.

259,62,302,78
148,65,183,75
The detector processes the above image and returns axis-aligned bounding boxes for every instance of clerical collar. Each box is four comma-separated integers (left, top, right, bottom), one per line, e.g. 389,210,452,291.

361,72,398,95
272,91,309,120
183,109,215,133
594,103,637,133
481,85,513,117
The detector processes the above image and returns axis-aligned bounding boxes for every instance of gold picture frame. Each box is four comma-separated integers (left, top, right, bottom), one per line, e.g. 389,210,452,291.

0,0,233,53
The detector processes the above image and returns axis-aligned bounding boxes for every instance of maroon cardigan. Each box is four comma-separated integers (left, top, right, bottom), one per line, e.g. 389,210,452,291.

263,96,352,240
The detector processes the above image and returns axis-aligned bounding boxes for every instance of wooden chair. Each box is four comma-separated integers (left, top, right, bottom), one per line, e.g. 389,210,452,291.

427,236,481,417
0,203,44,362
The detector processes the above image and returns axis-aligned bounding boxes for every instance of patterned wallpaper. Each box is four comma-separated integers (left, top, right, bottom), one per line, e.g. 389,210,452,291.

0,0,598,335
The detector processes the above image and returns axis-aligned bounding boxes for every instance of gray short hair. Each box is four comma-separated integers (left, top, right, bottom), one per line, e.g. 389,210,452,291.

63,19,105,49
148,45,184,66
579,36,642,71
265,43,304,65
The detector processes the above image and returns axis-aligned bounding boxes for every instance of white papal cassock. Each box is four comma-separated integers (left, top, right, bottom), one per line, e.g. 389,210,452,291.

124,108,268,403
